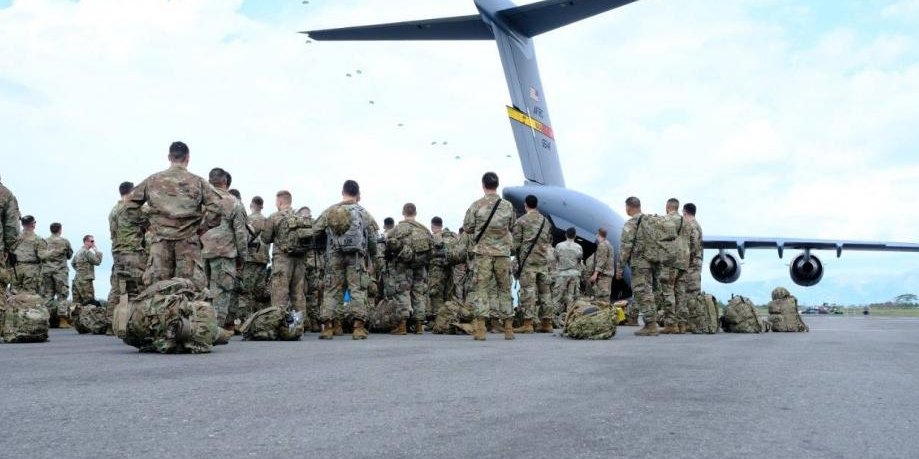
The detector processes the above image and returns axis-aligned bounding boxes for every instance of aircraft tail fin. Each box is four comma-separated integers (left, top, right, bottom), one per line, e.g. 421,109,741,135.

497,0,638,38
303,14,494,41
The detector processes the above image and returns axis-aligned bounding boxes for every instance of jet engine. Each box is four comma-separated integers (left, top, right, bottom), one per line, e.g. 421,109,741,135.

789,252,824,287
710,253,741,283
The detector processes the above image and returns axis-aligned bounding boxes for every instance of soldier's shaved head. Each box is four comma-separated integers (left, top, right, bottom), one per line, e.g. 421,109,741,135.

666,198,680,212
168,141,189,163
276,190,292,205
50,222,62,235
683,203,697,216
482,172,499,191
625,196,641,209
565,227,577,240
525,195,538,209
383,217,395,230
431,216,443,227
342,180,360,197
402,203,417,217
119,181,134,197
251,196,264,210
597,228,607,239
209,168,229,187
229,189,241,201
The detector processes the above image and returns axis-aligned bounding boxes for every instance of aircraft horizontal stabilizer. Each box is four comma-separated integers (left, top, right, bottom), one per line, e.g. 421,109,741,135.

498,0,639,38
304,15,494,41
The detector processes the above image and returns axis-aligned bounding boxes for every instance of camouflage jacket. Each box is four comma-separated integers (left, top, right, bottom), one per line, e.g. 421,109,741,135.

463,194,515,257
313,201,380,257
263,208,295,256
201,188,248,260
667,211,690,270
126,164,221,241
431,228,457,268
618,213,649,271
688,218,703,269
72,247,103,280
39,234,73,272
554,240,583,276
12,230,46,264
247,211,270,265
0,182,21,257
592,239,614,276
109,201,148,253
512,211,552,267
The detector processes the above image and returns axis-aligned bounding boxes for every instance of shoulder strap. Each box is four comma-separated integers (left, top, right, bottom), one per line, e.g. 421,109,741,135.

474,198,502,245
678,216,684,235
515,216,546,278
626,215,643,266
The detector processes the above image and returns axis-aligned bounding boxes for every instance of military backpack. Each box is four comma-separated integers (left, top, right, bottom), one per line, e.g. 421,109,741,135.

121,278,219,353
633,214,683,265
327,204,367,254
690,292,720,334
767,287,809,332
2,293,50,343
240,306,304,341
564,297,617,340
721,295,765,333
281,214,316,256
73,301,109,335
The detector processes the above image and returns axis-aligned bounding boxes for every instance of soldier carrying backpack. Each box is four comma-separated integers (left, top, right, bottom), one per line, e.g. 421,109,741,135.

261,191,308,325
385,203,434,335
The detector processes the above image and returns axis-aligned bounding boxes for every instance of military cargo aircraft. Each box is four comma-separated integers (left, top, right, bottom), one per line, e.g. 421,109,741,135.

305,0,919,298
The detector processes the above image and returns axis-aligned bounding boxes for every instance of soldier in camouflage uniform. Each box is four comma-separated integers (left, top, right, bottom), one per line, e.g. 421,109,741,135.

386,203,434,335
658,198,689,334
452,227,469,302
0,175,21,291
262,191,307,322
39,222,73,327
554,227,583,318
11,215,46,295
512,195,553,334
108,181,148,323
462,172,516,341
126,142,221,290
313,180,379,340
616,196,660,336
680,203,703,332
201,168,248,330
428,216,456,322
375,217,396,304
240,196,270,324
299,206,324,333
71,235,103,305
588,228,615,302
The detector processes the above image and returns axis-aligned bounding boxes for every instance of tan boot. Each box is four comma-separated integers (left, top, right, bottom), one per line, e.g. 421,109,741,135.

414,319,424,335
319,321,334,340
473,318,487,341
678,323,688,334
352,319,368,340
333,319,343,336
390,319,407,335
538,318,554,333
214,327,233,345
634,321,660,336
57,316,72,329
514,319,535,334
660,325,680,335
504,319,515,340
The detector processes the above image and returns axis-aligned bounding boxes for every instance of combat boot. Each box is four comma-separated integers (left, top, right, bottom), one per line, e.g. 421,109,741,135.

414,319,425,335
214,327,233,345
514,319,535,334
538,318,554,333
333,319,344,336
319,321,334,340
58,316,72,329
390,319,407,335
659,325,680,334
352,320,368,340
473,318,486,341
504,319,515,340
634,321,659,336
678,323,688,334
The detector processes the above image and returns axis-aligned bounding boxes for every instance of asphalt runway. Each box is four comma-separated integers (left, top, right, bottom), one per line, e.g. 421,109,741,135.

2,315,918,459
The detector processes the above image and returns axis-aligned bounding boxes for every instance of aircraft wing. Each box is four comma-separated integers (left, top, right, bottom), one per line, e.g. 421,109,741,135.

303,15,494,41
498,0,639,38
703,235,919,258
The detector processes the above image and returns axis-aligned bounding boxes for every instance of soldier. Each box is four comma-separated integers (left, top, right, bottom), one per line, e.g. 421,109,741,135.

386,203,434,335
240,196,270,324
0,175,21,291
375,217,396,308
40,222,73,326
428,216,457,322
313,180,379,340
261,191,307,323
453,227,469,302
588,228,615,301
658,198,688,334
512,195,553,334
201,168,248,331
554,227,583,317
298,206,323,332
108,181,148,316
462,171,516,341
71,235,103,305
616,196,660,336
11,215,46,295
680,203,703,332
126,141,220,289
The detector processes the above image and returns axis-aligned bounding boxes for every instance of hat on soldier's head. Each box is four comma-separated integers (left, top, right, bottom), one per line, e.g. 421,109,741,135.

21,215,35,225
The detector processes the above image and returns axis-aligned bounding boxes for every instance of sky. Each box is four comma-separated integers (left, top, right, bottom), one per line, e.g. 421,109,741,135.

0,0,917,305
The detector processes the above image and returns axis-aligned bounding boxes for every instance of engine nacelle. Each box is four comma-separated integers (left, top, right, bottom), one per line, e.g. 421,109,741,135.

710,253,741,283
790,253,824,287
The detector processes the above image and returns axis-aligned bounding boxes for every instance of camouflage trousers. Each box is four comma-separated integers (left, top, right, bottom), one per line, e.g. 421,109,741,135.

304,255,323,328
270,253,305,316
453,263,469,302
144,237,206,291
593,273,613,301
321,251,371,322
469,255,513,320
13,262,42,295
205,257,239,326
554,273,580,315
108,251,145,304
428,263,453,318
239,261,269,322
630,263,661,324
42,268,69,301
518,263,553,320
72,276,96,305
393,263,428,320
658,266,685,327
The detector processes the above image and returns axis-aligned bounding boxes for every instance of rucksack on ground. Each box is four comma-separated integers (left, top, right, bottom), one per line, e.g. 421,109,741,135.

690,292,721,334
121,278,220,354
368,298,401,332
327,204,366,254
768,287,809,332
2,293,50,343
564,297,617,340
430,300,475,335
73,301,109,335
240,306,304,341
722,295,765,333
637,214,682,265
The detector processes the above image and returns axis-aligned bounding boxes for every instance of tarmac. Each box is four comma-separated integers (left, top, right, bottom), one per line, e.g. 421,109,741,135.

2,315,918,459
